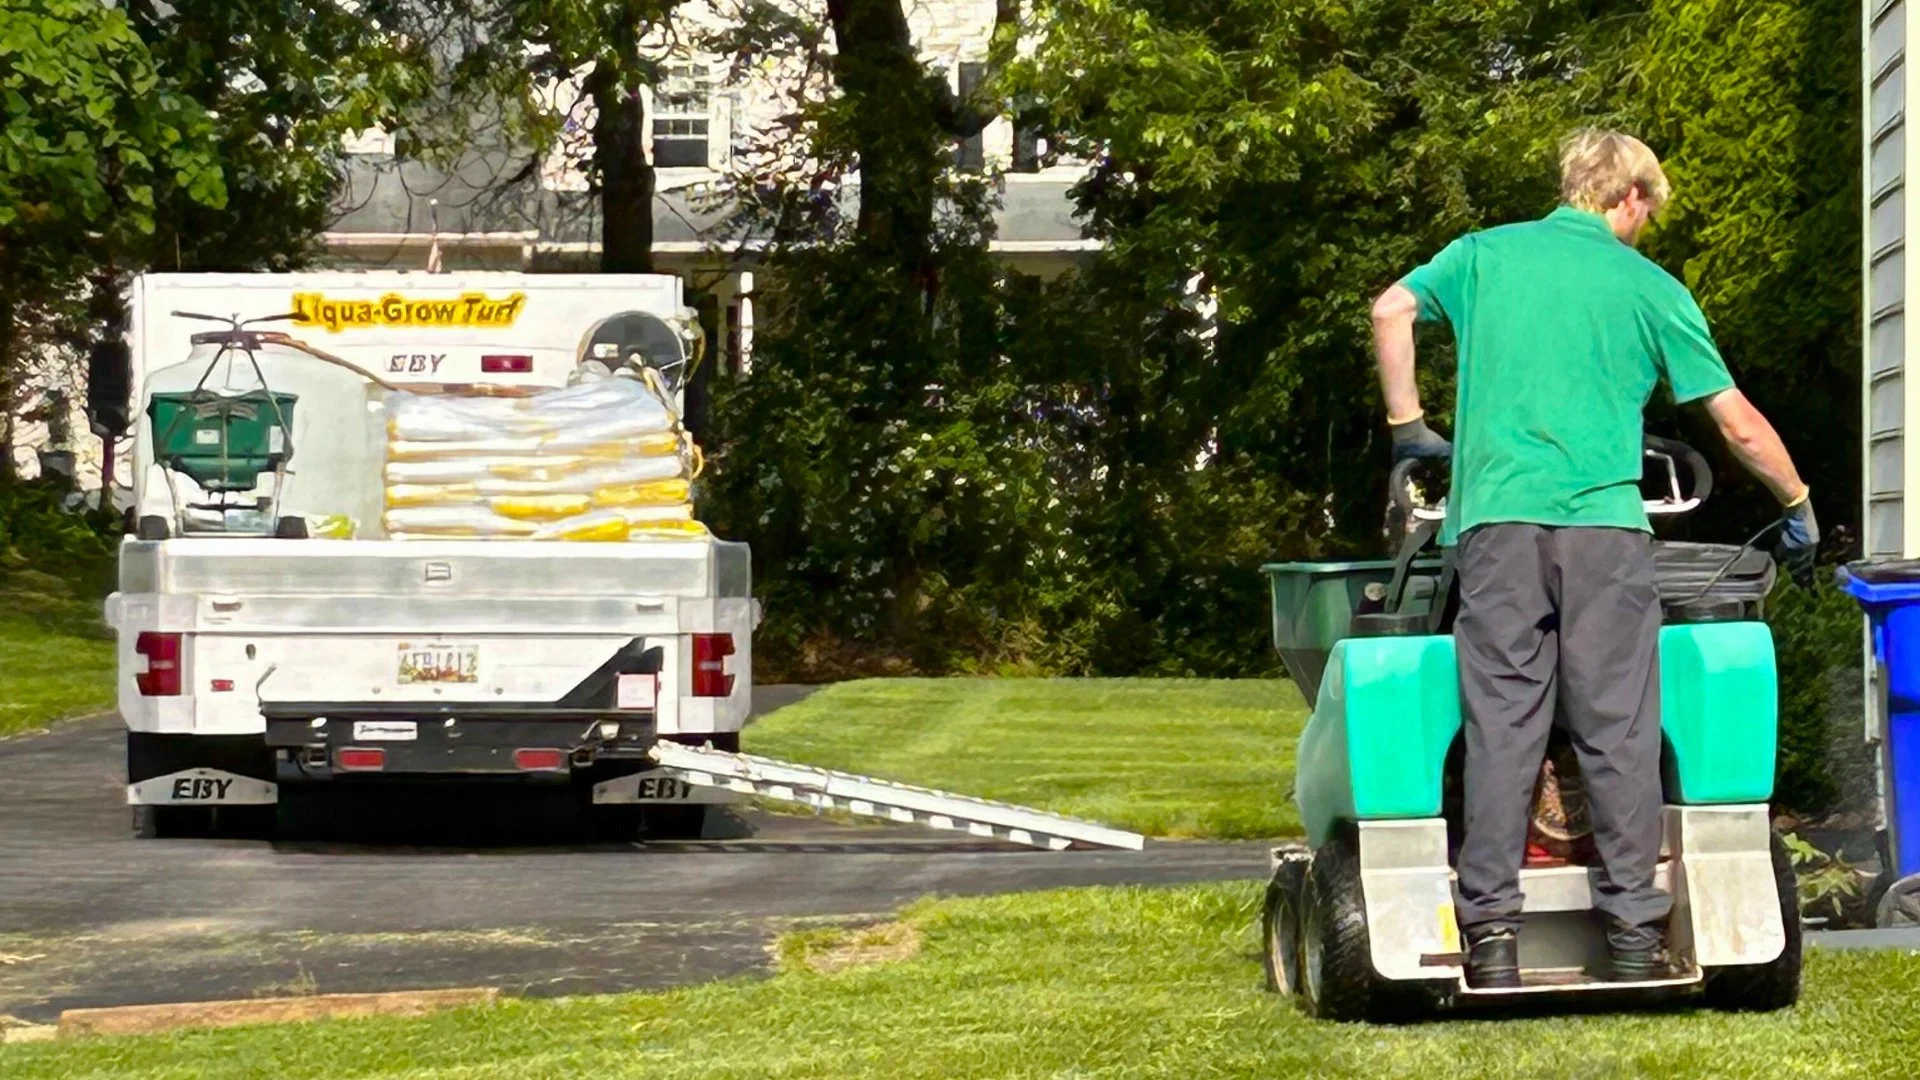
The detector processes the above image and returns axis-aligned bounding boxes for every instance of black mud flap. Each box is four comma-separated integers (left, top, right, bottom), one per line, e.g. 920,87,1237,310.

127,731,277,805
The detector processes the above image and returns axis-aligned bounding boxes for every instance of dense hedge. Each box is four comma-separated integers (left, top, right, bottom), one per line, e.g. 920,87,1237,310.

1771,580,1871,816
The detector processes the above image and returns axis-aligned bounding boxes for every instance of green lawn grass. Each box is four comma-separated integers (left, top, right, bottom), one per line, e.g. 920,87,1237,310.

745,678,1305,839
0,617,113,739
5,880,1911,1079
0,548,117,738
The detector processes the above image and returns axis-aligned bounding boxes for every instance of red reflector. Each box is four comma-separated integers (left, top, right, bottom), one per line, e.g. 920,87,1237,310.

337,748,386,771
210,679,235,692
481,354,533,374
135,632,183,697
690,633,736,698
514,748,566,771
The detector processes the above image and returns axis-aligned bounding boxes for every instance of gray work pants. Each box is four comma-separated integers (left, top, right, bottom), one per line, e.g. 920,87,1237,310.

1453,524,1672,947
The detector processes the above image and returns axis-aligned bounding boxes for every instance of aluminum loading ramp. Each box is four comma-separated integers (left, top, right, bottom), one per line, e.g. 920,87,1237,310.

647,742,1147,851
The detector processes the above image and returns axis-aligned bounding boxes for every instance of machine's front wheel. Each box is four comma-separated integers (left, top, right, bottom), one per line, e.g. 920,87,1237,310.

1262,856,1308,995
1703,832,1802,1012
1298,831,1434,1023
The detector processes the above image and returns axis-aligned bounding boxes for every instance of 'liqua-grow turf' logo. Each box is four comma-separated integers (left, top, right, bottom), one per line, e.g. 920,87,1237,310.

289,291,528,333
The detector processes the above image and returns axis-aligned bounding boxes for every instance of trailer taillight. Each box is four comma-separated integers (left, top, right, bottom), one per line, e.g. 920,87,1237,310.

135,632,183,696
691,633,736,697
337,748,386,771
513,748,566,771
481,354,533,374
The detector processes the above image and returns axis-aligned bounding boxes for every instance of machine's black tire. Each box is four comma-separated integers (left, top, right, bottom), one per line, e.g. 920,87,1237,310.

1298,831,1435,1023
1703,832,1802,1012
1262,857,1308,994
135,515,170,541
642,805,711,841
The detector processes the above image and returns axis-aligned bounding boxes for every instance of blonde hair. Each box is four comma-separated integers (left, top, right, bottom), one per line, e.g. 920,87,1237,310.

1559,128,1671,214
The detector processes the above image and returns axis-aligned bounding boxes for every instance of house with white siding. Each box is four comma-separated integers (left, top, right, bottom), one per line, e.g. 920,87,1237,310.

321,0,1096,377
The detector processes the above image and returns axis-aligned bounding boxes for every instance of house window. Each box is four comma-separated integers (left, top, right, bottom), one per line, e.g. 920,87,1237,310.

955,62,986,172
725,302,742,375
652,63,712,169
1012,125,1041,172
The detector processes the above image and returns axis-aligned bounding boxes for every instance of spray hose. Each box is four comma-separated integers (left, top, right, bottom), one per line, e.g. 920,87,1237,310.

1670,511,1794,607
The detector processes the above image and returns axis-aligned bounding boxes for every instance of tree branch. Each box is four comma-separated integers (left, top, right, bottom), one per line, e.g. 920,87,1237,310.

931,0,1019,138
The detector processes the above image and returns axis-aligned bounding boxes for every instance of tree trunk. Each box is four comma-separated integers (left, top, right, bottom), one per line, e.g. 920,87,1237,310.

823,0,1014,294
0,290,14,487
589,14,657,275
825,0,942,284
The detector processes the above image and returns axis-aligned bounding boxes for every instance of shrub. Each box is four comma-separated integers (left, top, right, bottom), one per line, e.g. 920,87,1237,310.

1770,578,1870,816
0,481,120,637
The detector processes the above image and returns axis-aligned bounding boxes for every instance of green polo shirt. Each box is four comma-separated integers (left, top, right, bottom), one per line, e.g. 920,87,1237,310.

1400,206,1735,542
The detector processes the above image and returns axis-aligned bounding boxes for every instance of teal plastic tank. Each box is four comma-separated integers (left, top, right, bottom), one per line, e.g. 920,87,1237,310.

1293,635,1460,847
1291,622,1778,847
1659,621,1778,804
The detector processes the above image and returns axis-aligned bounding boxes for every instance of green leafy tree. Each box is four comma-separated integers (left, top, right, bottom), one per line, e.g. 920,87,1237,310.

4,0,441,465
715,0,1659,675
0,0,225,477
124,0,436,273
1634,0,1859,537
400,0,693,273
1010,0,1647,547
1632,0,1863,816
699,0,1043,672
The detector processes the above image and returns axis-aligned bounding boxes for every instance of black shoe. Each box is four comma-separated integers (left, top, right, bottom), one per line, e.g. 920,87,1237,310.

1605,918,1671,982
1464,926,1521,989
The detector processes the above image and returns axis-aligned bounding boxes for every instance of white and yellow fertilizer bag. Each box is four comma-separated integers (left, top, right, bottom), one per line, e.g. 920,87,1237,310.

380,373,708,541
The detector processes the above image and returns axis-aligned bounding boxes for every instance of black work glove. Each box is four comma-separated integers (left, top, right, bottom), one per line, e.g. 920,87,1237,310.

1774,494,1818,590
1390,416,1452,462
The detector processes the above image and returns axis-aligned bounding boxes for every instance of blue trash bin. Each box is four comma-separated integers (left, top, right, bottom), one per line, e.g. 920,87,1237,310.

1839,562,1920,879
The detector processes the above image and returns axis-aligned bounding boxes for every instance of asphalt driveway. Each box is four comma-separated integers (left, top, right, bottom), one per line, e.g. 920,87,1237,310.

0,697,1265,1023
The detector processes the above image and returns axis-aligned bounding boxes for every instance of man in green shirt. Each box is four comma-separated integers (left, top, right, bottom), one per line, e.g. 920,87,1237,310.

1370,129,1817,989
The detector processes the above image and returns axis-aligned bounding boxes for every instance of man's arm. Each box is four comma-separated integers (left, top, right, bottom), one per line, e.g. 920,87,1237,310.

1372,283,1423,422
1702,388,1808,506
1373,283,1451,460
1703,386,1819,588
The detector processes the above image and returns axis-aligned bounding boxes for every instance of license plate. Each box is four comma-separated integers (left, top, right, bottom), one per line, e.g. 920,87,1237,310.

353,720,418,741
397,642,479,684
615,673,658,710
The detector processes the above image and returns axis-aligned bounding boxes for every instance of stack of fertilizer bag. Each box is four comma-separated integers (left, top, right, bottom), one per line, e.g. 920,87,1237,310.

380,373,705,542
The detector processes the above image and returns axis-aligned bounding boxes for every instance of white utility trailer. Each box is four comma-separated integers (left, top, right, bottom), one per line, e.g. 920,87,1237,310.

103,272,1145,850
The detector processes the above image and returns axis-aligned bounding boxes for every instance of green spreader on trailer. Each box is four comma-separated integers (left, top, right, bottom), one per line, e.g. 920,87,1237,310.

1258,439,1801,1021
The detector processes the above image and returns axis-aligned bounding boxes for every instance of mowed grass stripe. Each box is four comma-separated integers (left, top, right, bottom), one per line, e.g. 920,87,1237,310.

743,678,1304,839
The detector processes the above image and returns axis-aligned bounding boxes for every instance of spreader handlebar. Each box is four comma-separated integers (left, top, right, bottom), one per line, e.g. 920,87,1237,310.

1387,435,1713,525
